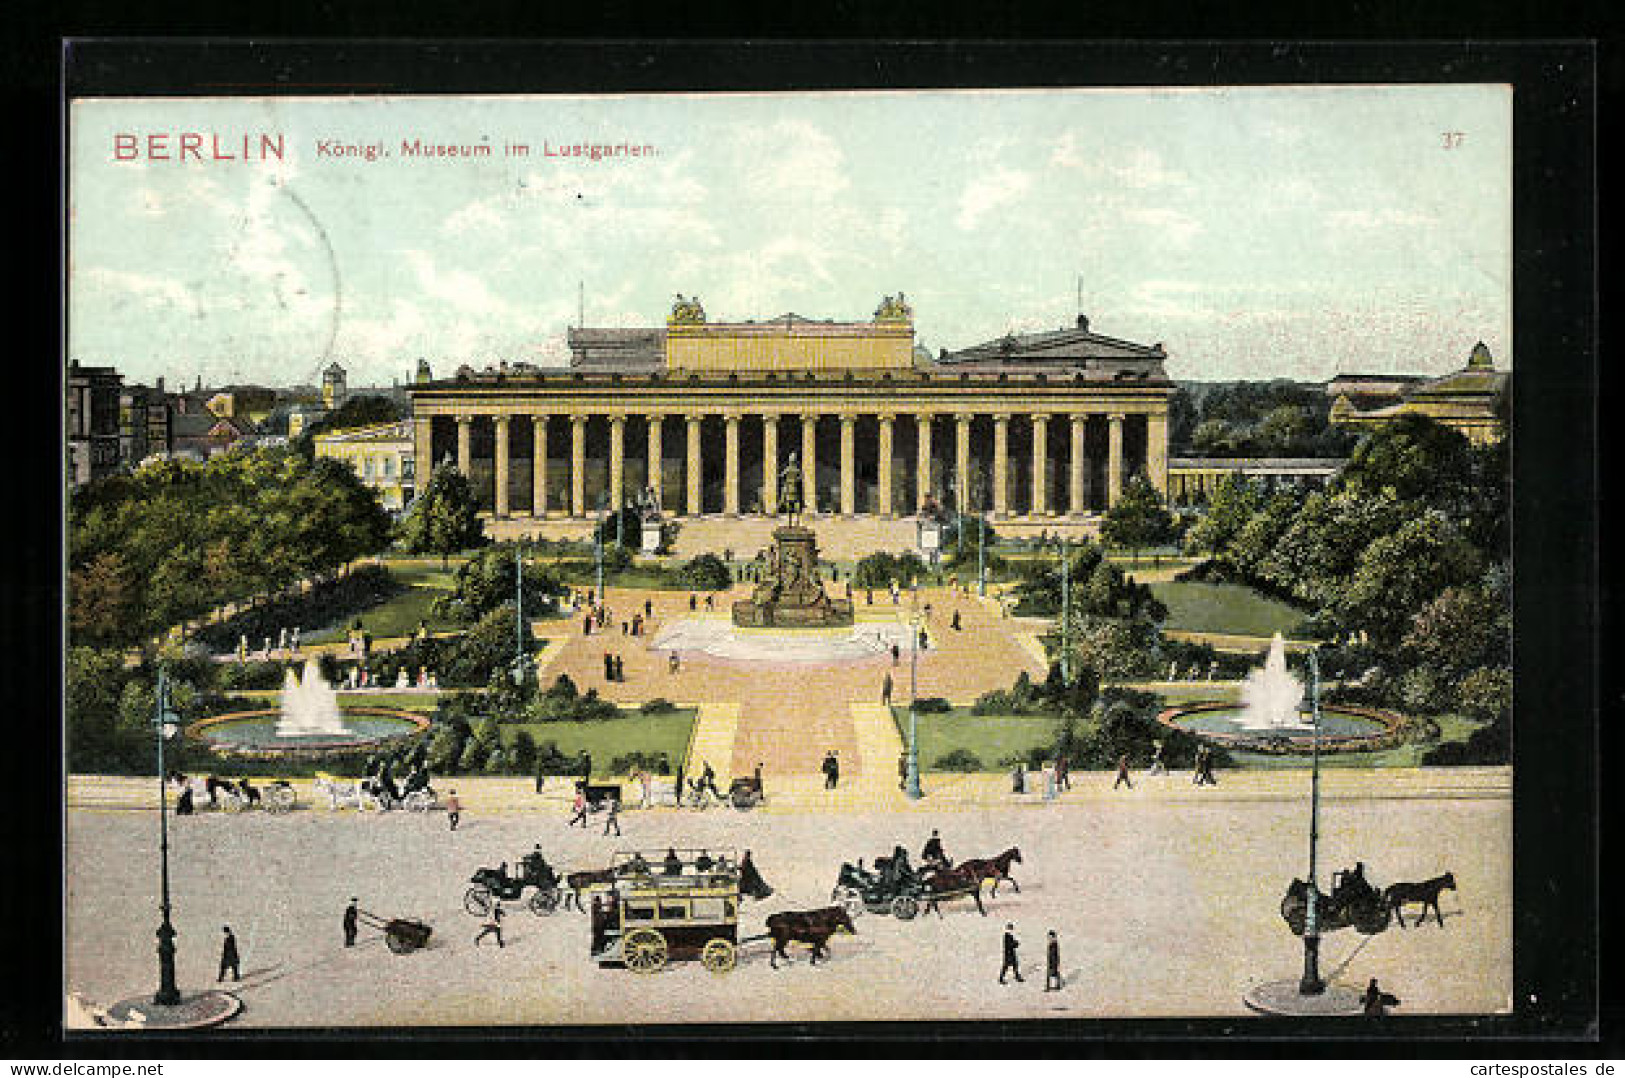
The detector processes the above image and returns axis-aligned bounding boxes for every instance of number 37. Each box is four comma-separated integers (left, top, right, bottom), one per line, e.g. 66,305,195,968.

1441,131,1466,149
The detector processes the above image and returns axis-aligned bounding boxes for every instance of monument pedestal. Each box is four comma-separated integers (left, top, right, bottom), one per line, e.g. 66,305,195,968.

732,525,853,628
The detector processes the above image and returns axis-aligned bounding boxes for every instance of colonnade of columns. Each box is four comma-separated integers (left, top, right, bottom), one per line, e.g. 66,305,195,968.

417,407,1161,519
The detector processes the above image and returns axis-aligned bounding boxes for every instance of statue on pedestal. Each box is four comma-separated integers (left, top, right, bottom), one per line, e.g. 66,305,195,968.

778,451,805,527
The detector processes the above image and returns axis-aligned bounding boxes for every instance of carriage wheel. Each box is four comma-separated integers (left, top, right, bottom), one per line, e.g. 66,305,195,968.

838,889,865,918
623,928,668,974
404,791,432,814
266,786,295,814
529,889,561,916
731,792,757,811
464,887,493,917
701,938,737,974
359,791,383,813
1354,902,1392,936
891,895,920,921
385,930,412,955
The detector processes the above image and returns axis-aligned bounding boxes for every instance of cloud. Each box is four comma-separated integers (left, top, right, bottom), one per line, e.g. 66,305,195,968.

1120,207,1203,245
75,267,201,317
956,168,1032,231
1325,208,1435,231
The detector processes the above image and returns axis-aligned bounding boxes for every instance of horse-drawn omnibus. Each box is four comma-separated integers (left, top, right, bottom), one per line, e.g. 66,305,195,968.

590,849,742,974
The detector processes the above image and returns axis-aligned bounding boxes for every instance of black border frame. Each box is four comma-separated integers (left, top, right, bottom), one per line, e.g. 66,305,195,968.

19,38,1600,1057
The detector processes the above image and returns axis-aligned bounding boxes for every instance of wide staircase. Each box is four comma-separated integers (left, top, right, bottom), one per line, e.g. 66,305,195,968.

666,515,921,559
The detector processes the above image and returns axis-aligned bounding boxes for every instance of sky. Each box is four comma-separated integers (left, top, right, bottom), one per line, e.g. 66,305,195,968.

68,87,1511,389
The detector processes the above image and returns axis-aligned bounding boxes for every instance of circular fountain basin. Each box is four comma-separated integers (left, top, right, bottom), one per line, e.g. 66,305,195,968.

187,707,430,758
1157,701,1403,754
653,617,914,665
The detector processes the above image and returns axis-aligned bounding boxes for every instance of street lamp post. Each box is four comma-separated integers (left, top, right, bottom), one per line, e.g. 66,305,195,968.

1298,648,1326,996
512,542,529,688
905,598,923,800
153,670,182,1007
594,495,607,602
1056,535,1072,685
971,471,987,598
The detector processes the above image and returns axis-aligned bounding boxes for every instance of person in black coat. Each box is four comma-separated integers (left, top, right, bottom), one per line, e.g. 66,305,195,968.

343,898,359,947
1362,978,1401,1016
218,926,241,982
176,785,195,816
999,924,1023,984
1044,930,1063,991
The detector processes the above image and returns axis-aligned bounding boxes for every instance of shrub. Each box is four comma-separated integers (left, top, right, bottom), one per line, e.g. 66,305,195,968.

679,553,732,591
972,672,1043,715
510,730,537,772
852,551,928,589
933,748,983,772
194,566,402,653
217,661,287,692
1421,714,1509,766
911,697,954,714
640,698,678,714
609,751,669,774
532,740,582,776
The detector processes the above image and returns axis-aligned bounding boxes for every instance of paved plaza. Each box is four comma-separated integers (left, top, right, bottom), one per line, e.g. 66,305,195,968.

65,775,1510,1028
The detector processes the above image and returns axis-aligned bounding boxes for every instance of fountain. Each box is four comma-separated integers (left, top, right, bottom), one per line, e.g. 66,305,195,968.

1236,633,1315,732
1155,632,1403,755
188,656,428,758
275,657,348,737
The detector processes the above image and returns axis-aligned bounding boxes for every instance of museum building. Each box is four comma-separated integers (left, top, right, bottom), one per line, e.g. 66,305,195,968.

406,295,1174,524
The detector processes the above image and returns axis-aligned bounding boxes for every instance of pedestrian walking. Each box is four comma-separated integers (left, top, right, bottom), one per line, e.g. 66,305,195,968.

669,652,681,674
343,898,359,947
474,902,504,947
1010,762,1026,794
1192,745,1206,786
176,784,195,816
535,761,547,794
890,643,901,666
881,672,894,706
898,751,909,791
1114,754,1133,790
1042,759,1057,800
753,761,765,802
1045,930,1063,991
602,795,622,836
568,783,590,828
583,614,592,636
218,926,241,982
828,750,840,789
603,652,615,681
638,769,653,809
1056,753,1071,791
614,655,625,682
999,923,1023,984
644,599,653,618
1148,739,1167,776
689,593,698,611
581,751,593,784
445,789,462,831
951,611,962,631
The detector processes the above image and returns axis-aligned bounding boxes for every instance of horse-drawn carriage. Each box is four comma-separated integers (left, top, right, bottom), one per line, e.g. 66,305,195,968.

831,846,931,920
726,775,764,810
313,771,437,813
183,776,296,814
1280,863,1392,936
465,850,564,916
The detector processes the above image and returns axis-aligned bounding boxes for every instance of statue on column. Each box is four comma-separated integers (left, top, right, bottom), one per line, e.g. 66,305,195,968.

778,451,805,527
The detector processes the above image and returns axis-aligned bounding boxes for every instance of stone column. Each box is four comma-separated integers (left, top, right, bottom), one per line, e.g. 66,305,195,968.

686,415,703,516
839,413,856,516
646,414,663,510
955,413,972,515
992,413,1010,517
1107,412,1125,508
1030,413,1049,517
493,415,511,518
801,413,818,514
532,415,548,516
761,415,779,515
1069,413,1087,515
724,413,741,516
916,413,933,512
1145,410,1169,500
877,413,894,517
570,414,587,517
608,414,626,514
455,415,472,478
412,415,432,495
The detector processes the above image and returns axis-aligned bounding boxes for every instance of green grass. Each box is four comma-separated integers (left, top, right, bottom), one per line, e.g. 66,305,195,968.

889,706,1056,772
498,708,698,770
302,566,464,644
1148,581,1307,638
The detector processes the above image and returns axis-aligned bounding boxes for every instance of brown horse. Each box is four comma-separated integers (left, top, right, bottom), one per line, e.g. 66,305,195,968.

957,847,1024,897
922,865,987,917
1384,872,1456,928
765,906,857,968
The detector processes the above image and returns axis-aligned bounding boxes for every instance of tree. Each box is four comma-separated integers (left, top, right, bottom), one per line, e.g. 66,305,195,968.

1338,413,1477,511
69,552,139,648
1183,474,1264,555
1336,511,1482,647
1226,488,1303,576
435,544,567,624
1456,666,1512,724
398,463,485,568
1099,476,1173,563
1402,585,1509,679
66,647,131,769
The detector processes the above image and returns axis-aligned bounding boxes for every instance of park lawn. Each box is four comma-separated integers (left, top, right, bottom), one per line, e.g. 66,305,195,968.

498,708,698,771
303,565,463,644
889,707,1056,772
1148,580,1307,638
